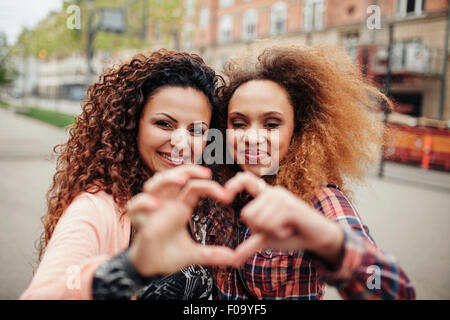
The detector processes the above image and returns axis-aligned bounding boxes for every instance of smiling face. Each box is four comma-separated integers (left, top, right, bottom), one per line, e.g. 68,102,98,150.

138,86,212,173
227,80,295,177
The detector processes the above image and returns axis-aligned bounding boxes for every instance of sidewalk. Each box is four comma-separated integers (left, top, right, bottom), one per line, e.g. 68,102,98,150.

0,108,68,299
0,108,449,299
325,171,450,300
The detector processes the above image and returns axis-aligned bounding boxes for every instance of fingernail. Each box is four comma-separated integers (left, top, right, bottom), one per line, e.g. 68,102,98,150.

222,190,233,202
200,166,211,175
150,197,160,207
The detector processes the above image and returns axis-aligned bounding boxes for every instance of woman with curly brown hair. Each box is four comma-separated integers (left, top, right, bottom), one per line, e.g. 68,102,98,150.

20,49,240,300
201,44,416,300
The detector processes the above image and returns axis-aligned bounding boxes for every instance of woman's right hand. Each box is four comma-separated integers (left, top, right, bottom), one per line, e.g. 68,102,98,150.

141,164,213,205
127,178,237,277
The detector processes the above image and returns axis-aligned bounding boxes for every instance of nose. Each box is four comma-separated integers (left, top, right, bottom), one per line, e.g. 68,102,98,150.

242,128,267,146
170,129,191,156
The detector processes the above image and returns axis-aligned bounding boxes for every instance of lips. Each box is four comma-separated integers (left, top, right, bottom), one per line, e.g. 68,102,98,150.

242,149,269,163
157,151,191,166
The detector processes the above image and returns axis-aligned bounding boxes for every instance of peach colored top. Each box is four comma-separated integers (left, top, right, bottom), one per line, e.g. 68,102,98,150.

20,191,131,300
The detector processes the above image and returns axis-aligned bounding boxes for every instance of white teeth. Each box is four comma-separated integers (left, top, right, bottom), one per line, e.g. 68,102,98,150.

160,153,185,163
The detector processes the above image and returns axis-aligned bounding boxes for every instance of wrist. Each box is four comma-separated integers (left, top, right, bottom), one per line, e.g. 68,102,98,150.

128,237,161,278
313,223,345,269
126,246,162,282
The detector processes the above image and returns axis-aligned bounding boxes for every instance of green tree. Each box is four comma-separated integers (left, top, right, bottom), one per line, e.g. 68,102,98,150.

13,0,184,60
0,33,18,86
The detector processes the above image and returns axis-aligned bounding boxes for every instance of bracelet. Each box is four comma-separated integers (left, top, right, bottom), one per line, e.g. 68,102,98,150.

92,249,162,300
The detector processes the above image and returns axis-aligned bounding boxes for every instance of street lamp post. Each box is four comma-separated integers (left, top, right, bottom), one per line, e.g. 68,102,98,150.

86,11,98,87
84,0,148,88
378,22,394,178
438,0,450,120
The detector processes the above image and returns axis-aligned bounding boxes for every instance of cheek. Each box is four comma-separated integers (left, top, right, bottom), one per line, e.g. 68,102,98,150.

138,125,169,153
226,130,243,156
276,128,293,160
191,136,207,160
266,128,291,157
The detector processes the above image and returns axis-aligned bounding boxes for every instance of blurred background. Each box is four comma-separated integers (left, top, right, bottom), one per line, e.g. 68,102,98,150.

0,0,449,299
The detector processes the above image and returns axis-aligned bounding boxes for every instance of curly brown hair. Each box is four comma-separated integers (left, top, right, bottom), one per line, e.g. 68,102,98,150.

199,44,393,249
38,49,221,260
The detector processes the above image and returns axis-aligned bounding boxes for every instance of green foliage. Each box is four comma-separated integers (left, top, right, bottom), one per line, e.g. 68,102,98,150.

0,101,11,109
0,101,74,128
15,106,75,128
0,33,19,85
12,0,183,59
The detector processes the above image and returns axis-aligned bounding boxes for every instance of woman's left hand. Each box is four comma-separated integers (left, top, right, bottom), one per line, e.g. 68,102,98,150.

128,179,239,277
225,172,345,268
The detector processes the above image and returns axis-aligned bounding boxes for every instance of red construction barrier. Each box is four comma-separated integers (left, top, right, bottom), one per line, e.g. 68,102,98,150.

385,123,450,171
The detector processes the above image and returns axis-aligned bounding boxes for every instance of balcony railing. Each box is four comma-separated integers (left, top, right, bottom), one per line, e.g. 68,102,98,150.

370,42,444,76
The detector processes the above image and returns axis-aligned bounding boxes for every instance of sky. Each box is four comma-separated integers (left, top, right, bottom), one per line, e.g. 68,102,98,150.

0,0,63,45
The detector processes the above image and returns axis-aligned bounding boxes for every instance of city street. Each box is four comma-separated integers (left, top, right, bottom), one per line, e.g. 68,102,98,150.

0,108,449,300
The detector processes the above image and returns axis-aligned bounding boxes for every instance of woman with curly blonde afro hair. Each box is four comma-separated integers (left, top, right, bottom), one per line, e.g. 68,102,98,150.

199,45,416,300
20,49,242,300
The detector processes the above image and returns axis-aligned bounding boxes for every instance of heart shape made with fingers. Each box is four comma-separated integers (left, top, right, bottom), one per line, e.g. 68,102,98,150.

192,170,321,267
189,171,287,263
130,166,306,275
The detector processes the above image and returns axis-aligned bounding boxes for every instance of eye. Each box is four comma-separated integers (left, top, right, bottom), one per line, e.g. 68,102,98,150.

190,126,205,136
264,119,281,129
154,120,173,129
230,120,247,129
265,122,280,129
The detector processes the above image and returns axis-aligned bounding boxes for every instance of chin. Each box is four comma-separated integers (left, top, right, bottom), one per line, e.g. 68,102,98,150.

240,163,277,177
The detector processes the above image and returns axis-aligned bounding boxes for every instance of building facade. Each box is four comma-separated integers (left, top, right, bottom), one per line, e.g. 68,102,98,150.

179,0,450,120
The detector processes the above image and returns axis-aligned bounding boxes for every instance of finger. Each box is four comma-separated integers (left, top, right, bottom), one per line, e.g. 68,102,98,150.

126,193,160,229
242,200,296,240
239,195,266,232
233,233,268,264
266,210,298,239
274,227,294,239
143,172,189,194
143,165,212,194
249,201,282,232
239,192,282,232
225,172,267,199
126,193,160,214
178,180,230,210
193,244,241,268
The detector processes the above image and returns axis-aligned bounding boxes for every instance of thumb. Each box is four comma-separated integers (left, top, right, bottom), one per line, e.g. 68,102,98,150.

193,244,240,268
233,233,268,265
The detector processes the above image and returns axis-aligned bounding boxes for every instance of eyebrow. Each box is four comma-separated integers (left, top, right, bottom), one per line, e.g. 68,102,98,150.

191,121,209,128
154,114,208,127
229,111,283,117
154,112,178,123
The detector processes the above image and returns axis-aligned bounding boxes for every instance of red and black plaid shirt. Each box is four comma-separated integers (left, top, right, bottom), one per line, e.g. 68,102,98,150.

209,184,415,300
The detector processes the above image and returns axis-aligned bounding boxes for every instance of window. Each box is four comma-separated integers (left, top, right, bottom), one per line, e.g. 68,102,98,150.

185,0,196,18
220,0,234,8
303,0,325,31
199,6,209,28
270,2,287,36
395,0,425,17
218,15,233,44
242,9,258,41
342,32,359,60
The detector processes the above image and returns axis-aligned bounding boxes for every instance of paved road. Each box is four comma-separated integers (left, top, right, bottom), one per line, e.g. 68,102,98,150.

0,108,449,299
